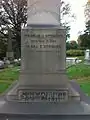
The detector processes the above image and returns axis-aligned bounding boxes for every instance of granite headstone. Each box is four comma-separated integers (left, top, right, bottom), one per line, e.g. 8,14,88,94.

84,49,90,65
6,0,80,102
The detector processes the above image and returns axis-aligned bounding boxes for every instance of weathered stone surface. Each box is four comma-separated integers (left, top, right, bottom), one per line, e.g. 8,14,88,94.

0,0,90,118
6,26,75,103
27,0,60,25
20,27,67,86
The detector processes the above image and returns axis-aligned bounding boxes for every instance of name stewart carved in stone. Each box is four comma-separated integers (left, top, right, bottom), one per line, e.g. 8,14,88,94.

18,89,68,102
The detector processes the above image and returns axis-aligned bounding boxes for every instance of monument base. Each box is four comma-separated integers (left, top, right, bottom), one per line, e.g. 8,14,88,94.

0,99,90,115
5,79,80,103
0,81,90,119
0,88,90,119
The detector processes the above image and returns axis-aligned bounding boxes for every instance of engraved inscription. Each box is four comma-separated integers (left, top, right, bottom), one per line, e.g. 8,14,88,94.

18,90,68,102
23,33,62,51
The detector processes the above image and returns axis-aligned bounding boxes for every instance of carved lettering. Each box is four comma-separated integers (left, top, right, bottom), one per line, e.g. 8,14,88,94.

23,33,62,51
18,90,68,102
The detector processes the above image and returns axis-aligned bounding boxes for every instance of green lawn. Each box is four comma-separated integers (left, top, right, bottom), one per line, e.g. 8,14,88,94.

67,64,90,96
0,67,20,93
67,64,90,79
0,83,10,93
0,63,90,95
0,67,20,81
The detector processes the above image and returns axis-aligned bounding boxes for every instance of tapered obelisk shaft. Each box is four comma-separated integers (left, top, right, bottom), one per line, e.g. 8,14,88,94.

27,0,61,25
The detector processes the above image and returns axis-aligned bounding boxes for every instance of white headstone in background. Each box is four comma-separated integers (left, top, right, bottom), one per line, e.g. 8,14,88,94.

85,49,90,65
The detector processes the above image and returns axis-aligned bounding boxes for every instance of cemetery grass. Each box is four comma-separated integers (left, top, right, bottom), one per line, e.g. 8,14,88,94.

67,63,90,96
0,63,90,96
0,67,20,93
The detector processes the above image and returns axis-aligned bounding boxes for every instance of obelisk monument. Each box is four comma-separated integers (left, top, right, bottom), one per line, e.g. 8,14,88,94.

27,0,61,24
0,0,90,118
6,0,80,102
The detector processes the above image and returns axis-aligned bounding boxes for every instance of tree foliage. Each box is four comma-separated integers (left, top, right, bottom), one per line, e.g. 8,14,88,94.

78,20,90,49
66,40,78,50
60,1,75,40
0,0,27,58
0,34,7,59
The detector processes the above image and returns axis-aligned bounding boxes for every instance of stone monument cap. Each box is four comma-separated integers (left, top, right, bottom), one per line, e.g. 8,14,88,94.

27,11,60,26
27,0,61,26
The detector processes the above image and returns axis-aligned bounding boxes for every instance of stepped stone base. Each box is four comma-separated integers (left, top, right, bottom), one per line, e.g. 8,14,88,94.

0,82,89,119
5,80,80,103
0,98,90,117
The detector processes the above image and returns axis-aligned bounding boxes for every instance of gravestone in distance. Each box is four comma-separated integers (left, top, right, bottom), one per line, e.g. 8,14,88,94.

0,0,90,119
84,49,90,65
6,28,14,68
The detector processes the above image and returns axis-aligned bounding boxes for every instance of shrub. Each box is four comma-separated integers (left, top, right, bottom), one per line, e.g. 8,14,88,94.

66,49,84,57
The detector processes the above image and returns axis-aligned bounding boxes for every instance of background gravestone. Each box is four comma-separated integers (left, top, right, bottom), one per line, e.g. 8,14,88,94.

84,49,90,65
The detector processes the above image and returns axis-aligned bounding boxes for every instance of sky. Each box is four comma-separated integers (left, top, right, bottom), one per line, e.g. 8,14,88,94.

65,0,87,41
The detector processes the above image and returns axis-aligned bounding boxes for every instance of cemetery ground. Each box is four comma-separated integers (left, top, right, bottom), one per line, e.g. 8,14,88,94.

0,62,90,96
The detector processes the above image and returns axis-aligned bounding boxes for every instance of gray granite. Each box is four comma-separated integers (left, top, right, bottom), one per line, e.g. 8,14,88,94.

0,80,90,119
0,0,90,119
27,0,61,25
1,80,89,114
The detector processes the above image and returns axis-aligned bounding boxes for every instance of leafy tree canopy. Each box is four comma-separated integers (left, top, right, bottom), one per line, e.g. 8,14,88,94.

78,20,90,49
